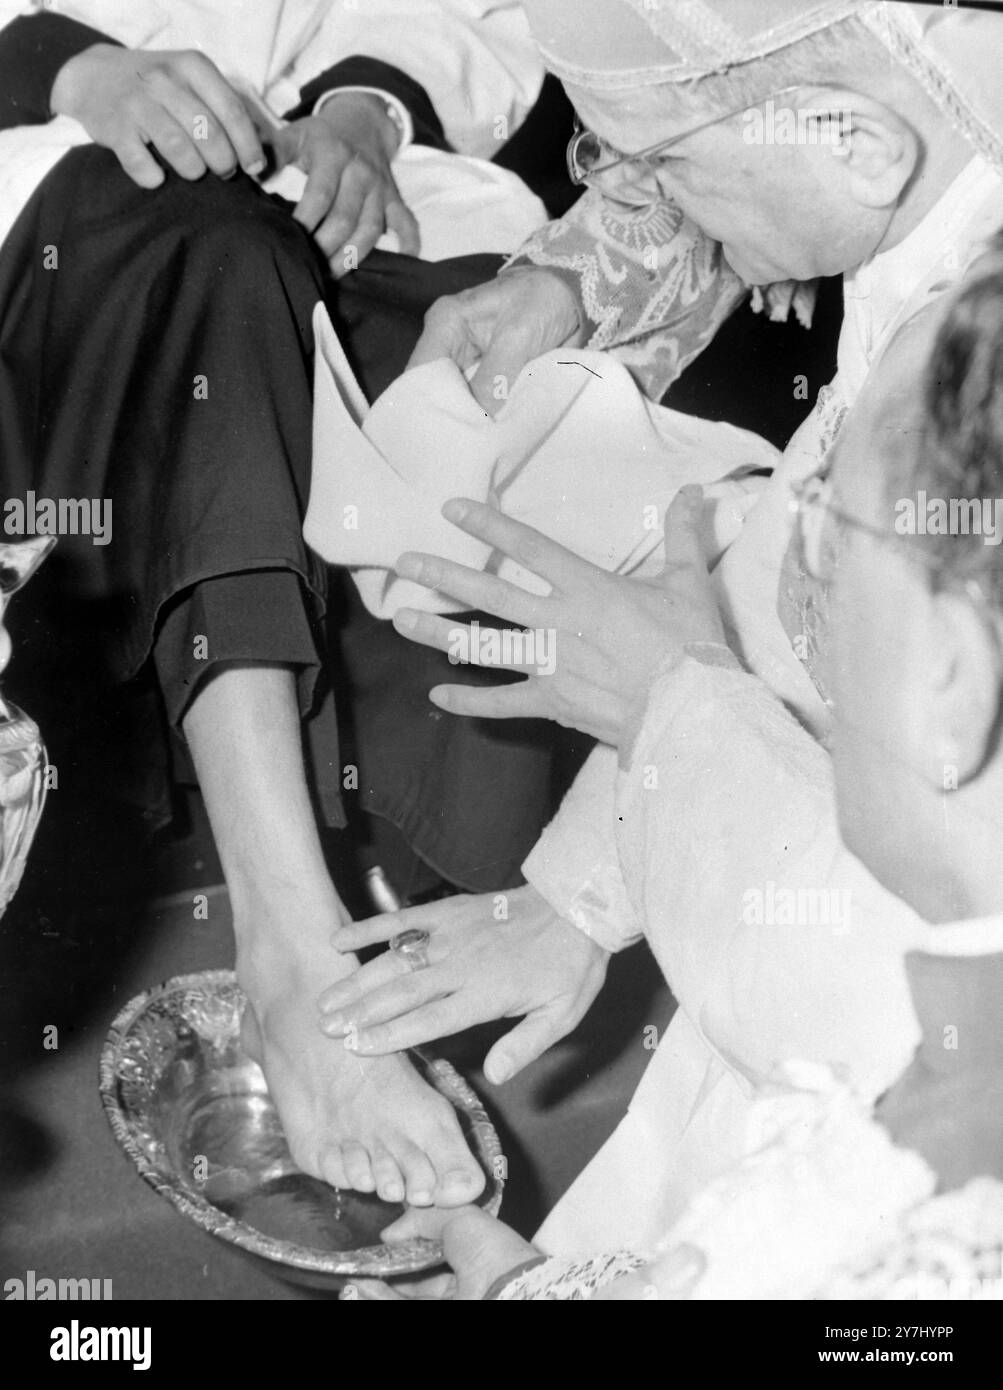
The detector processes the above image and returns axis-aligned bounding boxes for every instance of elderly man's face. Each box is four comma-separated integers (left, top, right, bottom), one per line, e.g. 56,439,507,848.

571,86,895,283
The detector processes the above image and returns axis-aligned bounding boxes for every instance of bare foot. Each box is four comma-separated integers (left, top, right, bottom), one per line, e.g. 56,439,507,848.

237,933,486,1209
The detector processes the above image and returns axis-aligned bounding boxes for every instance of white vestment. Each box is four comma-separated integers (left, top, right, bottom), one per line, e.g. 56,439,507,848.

529,158,1003,1255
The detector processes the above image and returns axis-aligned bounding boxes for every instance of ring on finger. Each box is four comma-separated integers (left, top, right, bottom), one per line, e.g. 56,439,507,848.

389,927,431,972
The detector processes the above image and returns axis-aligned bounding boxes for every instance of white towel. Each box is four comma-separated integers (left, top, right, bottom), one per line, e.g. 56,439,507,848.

304,302,781,619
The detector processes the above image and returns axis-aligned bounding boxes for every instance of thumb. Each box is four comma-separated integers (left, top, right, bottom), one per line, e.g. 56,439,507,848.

660,484,710,570
442,1209,537,1299
484,1006,570,1084
466,318,538,416
270,122,301,172
385,194,420,257
381,1205,471,1245
406,298,475,375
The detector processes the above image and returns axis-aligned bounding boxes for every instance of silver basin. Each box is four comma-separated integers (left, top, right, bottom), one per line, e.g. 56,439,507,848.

100,970,504,1289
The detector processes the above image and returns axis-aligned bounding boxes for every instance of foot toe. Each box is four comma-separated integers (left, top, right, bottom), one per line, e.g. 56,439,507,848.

371,1145,405,1204
395,1139,436,1207
341,1141,376,1193
434,1161,486,1207
317,1146,350,1191
424,1105,486,1205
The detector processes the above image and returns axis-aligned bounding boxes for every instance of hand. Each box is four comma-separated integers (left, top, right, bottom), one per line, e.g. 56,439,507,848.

390,486,729,745
407,268,586,415
342,1206,538,1301
320,883,609,1084
275,93,420,274
50,45,266,188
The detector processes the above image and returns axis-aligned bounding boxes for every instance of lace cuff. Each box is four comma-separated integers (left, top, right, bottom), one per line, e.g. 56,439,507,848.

491,1250,646,1300
507,188,746,399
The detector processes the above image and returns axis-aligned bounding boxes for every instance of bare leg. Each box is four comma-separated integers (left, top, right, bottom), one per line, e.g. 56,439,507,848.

182,661,485,1207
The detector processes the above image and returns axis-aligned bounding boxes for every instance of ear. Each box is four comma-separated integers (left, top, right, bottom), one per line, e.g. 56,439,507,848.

802,87,918,211
924,588,1003,788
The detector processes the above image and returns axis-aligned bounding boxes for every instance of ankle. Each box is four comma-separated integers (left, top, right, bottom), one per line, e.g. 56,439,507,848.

233,902,357,992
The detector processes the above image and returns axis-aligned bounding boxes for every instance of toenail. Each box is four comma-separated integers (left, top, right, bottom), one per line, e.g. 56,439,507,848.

445,1169,477,1187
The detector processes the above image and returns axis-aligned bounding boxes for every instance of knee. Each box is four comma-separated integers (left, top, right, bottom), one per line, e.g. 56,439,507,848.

169,169,313,268
75,145,317,276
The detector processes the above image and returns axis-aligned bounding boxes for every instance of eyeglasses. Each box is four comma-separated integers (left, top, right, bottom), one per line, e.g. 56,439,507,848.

790,472,991,607
789,474,892,584
566,109,740,206
566,85,845,208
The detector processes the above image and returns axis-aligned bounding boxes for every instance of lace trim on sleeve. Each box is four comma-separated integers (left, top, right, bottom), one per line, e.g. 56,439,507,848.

507,188,746,399
494,1249,646,1300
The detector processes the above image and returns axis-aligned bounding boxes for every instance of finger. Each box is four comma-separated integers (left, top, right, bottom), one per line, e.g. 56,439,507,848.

431,676,621,743
342,1279,406,1301
293,139,351,232
439,498,594,594
394,552,548,630
427,680,548,722
381,1204,472,1245
465,315,554,415
328,184,386,274
483,1006,572,1085
270,121,300,172
385,194,420,256
661,485,710,568
322,970,446,1038
391,611,544,676
160,86,240,178
114,136,166,189
391,608,462,657
441,1208,535,1288
139,106,208,180
178,53,266,174
353,998,478,1056
309,154,370,249
317,951,403,1016
406,293,483,376
329,911,409,954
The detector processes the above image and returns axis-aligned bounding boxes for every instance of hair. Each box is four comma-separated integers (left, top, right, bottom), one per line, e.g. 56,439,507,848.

888,231,1003,603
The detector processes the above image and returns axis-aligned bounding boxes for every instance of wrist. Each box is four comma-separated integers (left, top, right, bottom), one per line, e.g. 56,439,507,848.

482,1255,549,1301
49,42,114,118
315,90,401,159
234,912,358,985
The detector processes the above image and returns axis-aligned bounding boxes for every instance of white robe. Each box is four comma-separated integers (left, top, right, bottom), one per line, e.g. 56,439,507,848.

529,157,1003,1255
0,0,548,257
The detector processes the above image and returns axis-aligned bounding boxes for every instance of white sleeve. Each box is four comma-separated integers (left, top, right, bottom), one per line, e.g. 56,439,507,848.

291,0,545,158
522,744,644,955
616,652,923,1099
1,3,32,28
